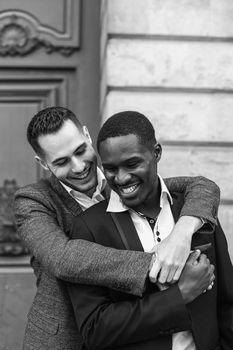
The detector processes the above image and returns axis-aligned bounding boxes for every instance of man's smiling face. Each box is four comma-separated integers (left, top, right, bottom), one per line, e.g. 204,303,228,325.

37,119,98,197
99,134,161,211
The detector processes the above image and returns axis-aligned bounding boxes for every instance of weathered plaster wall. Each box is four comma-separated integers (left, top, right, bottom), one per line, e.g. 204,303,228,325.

101,0,233,260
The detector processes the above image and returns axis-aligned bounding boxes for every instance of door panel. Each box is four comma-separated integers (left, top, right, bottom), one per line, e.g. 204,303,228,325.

0,0,81,53
0,68,75,186
0,0,100,347
0,103,37,186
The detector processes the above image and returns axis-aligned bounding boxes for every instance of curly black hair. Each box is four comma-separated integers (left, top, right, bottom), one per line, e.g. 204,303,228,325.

97,111,156,152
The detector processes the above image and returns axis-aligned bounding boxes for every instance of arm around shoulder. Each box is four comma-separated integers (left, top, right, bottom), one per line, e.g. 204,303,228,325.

14,186,151,296
164,176,220,225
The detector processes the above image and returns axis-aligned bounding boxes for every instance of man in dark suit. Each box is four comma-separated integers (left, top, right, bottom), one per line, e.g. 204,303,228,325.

14,107,220,349
68,111,233,350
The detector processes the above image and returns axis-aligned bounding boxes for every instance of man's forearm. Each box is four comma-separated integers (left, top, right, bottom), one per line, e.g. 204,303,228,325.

165,176,220,225
15,194,152,296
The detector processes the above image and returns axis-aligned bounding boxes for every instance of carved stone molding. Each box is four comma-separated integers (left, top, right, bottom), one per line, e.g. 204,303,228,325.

0,16,39,56
0,0,81,56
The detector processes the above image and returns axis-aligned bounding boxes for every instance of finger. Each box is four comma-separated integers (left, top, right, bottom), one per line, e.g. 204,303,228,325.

210,264,215,273
207,282,214,290
199,253,208,264
207,280,215,290
210,271,215,281
211,272,215,281
173,265,184,282
207,268,215,290
166,265,179,283
157,265,170,284
149,261,161,283
188,249,201,264
167,260,187,283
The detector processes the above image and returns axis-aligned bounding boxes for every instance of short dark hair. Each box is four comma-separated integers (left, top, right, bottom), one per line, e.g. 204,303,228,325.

97,111,157,151
27,106,82,156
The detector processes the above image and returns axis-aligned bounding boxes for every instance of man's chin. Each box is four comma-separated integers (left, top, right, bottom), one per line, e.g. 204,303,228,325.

119,195,141,208
71,180,97,196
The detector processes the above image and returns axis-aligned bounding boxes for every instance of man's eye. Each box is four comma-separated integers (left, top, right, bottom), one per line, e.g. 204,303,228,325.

127,162,138,168
104,167,115,173
56,159,68,167
75,147,85,156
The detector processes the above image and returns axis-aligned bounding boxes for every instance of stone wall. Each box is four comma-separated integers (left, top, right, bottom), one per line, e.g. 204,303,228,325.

101,0,233,260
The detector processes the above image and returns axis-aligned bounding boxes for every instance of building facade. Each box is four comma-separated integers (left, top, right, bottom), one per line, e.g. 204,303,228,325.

0,0,232,348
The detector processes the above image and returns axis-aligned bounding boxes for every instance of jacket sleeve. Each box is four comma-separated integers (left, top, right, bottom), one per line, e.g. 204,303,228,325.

69,283,191,349
67,217,192,349
14,187,152,296
164,176,220,226
214,221,233,349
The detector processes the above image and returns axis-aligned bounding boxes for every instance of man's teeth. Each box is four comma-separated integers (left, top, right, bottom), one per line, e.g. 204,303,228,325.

121,184,138,194
76,169,89,179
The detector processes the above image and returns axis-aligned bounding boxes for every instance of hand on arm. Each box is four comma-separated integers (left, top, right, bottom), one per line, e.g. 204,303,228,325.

177,250,215,304
149,176,220,284
149,216,203,284
155,250,215,300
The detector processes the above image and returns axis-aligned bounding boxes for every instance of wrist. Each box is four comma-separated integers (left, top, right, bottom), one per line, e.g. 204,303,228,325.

178,287,188,304
177,216,203,237
178,281,191,304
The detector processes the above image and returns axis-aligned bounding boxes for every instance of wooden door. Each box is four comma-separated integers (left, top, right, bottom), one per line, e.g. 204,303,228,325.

0,1,100,348
0,0,100,264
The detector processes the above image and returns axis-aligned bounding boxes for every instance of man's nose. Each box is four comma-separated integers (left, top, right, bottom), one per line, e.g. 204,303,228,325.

115,168,130,184
71,157,85,173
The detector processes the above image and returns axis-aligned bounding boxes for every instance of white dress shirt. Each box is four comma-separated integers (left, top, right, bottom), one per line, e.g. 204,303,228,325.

107,174,196,350
60,167,106,210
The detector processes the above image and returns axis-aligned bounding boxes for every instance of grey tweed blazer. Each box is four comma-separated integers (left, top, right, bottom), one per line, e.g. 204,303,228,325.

15,175,153,349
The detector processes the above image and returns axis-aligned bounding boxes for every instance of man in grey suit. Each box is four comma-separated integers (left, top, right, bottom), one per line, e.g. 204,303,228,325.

14,107,220,349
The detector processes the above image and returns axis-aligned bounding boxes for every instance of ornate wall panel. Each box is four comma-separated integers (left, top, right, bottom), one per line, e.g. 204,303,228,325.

0,0,81,56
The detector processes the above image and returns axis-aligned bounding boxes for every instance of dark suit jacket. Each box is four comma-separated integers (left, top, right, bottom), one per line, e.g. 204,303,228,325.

14,175,220,349
68,192,233,350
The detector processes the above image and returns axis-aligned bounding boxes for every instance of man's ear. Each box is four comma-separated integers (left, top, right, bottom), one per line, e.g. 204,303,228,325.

82,126,92,144
35,156,49,171
153,143,162,162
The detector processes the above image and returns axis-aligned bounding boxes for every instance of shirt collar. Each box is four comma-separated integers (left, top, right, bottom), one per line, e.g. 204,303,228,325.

60,167,107,199
107,174,173,213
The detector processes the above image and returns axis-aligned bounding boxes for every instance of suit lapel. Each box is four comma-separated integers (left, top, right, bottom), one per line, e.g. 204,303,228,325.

111,192,184,252
111,211,144,252
49,174,83,215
